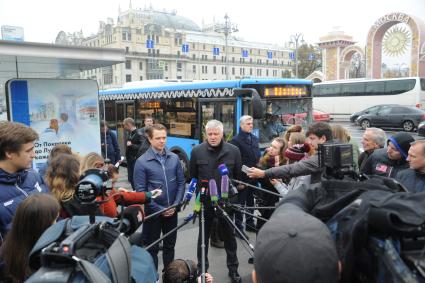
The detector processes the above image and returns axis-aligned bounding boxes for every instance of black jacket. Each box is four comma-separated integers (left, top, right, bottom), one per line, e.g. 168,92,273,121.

230,130,260,168
358,150,373,171
360,148,409,178
125,128,145,162
101,130,120,164
395,168,425,193
189,141,242,201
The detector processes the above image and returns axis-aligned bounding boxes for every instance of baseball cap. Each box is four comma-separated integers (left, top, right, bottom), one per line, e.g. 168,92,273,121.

254,209,339,283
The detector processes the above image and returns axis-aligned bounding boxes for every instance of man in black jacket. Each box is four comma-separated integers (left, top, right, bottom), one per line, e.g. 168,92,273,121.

395,139,425,192
358,127,386,171
100,121,120,164
190,119,243,283
361,132,414,178
230,115,260,233
123,117,144,188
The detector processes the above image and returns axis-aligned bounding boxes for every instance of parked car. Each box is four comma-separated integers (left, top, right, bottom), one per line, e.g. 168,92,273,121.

356,104,425,131
281,109,331,124
350,104,397,123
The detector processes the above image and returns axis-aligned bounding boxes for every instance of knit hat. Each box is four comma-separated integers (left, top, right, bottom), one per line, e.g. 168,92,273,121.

254,209,339,283
387,132,415,160
284,142,311,161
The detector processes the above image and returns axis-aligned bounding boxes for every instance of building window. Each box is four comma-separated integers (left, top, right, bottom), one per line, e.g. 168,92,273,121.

122,29,131,41
140,76,143,80
203,44,205,50
177,75,182,79
232,47,235,52
156,35,159,43
193,65,196,73
232,67,235,75
125,47,130,53
192,43,195,49
177,62,182,72
177,51,181,57
213,56,216,61
157,49,160,55
125,60,131,69
250,68,253,75
222,66,225,74
250,58,253,64
266,69,269,76
213,66,217,74
193,54,196,60
139,62,143,70
232,57,235,63
165,64,168,71
126,74,132,82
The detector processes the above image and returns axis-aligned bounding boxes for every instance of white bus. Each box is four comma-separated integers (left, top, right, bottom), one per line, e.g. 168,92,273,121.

312,77,425,116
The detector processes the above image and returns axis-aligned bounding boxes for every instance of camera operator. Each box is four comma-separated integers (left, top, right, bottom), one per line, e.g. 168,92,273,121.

247,122,333,185
133,124,185,271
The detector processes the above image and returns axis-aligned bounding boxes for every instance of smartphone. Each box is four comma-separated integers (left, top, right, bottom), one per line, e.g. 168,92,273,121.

241,165,251,174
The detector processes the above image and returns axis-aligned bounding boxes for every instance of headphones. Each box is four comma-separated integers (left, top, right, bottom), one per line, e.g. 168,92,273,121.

181,259,196,283
162,259,196,283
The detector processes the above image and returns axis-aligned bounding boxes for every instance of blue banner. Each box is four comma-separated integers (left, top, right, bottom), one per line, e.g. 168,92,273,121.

146,39,154,49
267,51,273,59
213,47,220,56
242,50,248,58
289,52,295,60
182,43,189,53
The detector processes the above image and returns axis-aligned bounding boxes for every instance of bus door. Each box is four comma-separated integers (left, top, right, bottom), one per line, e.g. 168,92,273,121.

199,99,236,142
116,101,135,153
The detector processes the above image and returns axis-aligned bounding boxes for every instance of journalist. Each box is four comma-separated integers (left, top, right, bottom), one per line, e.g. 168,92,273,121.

247,122,333,184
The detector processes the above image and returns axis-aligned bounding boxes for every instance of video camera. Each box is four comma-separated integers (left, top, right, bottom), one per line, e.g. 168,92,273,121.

318,143,359,180
75,169,111,204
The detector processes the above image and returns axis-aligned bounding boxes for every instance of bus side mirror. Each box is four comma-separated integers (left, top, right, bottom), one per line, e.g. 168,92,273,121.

252,90,263,119
233,88,263,119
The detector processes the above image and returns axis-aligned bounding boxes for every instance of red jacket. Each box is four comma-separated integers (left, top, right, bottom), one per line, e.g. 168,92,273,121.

98,189,149,218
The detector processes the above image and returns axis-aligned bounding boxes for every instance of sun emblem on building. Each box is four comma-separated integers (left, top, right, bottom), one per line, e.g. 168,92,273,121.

383,25,411,57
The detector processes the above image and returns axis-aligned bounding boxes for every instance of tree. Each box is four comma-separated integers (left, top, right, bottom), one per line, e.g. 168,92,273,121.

295,44,322,79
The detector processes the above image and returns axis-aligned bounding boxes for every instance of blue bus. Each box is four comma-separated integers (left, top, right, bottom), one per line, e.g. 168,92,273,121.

99,78,313,175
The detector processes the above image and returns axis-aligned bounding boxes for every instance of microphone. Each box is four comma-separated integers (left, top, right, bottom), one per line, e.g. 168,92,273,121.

221,175,229,200
200,179,209,203
182,178,197,210
218,164,230,200
119,205,144,235
218,164,229,176
209,179,219,203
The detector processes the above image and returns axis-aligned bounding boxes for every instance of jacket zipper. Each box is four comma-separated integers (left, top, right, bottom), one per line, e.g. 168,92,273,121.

15,184,29,197
160,160,170,206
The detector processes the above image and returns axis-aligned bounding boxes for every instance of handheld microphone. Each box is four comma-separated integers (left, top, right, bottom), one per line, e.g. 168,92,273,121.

194,192,201,213
182,178,197,210
209,179,219,203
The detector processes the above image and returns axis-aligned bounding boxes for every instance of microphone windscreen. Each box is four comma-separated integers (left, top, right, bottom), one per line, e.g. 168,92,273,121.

221,175,229,199
218,164,229,176
209,179,218,202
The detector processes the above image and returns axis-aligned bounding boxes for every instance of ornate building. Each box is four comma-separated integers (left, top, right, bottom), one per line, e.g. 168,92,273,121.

56,5,294,89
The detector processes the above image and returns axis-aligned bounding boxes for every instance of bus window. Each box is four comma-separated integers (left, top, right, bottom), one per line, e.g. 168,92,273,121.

365,81,385,95
341,82,365,96
385,79,416,95
421,78,425,91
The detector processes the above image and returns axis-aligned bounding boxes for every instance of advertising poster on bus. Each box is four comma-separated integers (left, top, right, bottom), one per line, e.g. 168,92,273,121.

6,78,101,171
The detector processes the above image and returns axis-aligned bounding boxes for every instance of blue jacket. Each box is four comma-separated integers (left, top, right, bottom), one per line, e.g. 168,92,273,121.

0,168,48,241
133,147,185,214
101,130,121,164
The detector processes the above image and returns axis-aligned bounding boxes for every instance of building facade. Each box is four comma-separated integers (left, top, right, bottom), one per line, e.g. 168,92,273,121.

56,5,294,89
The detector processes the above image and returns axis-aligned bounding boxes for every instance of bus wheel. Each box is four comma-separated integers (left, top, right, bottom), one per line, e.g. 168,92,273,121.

360,119,371,130
402,120,414,132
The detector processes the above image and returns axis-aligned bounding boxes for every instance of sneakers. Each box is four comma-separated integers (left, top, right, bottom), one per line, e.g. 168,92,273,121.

229,271,242,283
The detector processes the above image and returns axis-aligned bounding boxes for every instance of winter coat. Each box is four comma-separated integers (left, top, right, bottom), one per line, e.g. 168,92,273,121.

395,168,425,193
101,130,120,164
360,148,409,178
133,147,185,214
0,168,48,241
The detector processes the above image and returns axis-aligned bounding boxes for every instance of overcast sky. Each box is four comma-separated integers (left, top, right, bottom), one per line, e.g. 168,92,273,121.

0,0,424,47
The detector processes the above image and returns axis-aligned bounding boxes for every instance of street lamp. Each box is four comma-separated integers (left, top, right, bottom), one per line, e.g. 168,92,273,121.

290,33,304,78
214,14,238,80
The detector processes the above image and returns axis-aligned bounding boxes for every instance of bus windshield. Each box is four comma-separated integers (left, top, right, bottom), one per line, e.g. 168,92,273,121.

256,97,312,144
